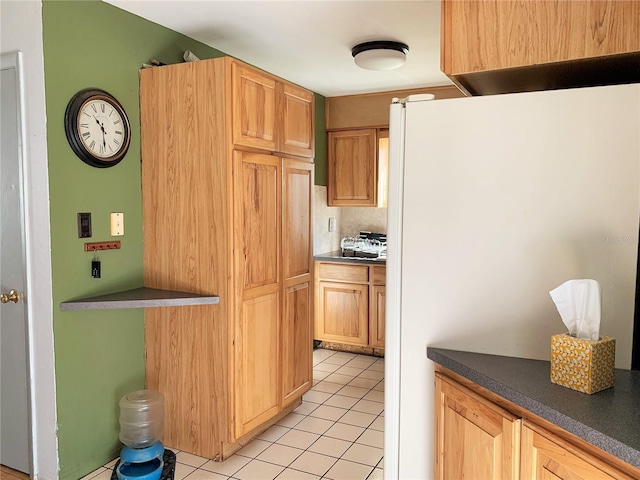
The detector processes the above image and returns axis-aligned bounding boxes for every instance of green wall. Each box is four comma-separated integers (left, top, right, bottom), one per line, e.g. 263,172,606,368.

42,1,327,476
41,1,225,477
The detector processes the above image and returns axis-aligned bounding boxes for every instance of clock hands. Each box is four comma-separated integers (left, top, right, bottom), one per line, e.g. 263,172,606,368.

94,115,107,149
93,115,105,132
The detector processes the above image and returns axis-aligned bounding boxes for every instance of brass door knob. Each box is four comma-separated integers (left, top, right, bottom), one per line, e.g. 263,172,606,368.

1,289,20,304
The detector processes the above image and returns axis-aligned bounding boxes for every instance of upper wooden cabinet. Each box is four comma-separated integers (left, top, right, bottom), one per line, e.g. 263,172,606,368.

232,63,277,152
327,129,378,207
140,56,313,460
281,84,314,158
441,0,640,95
324,87,464,207
232,62,314,158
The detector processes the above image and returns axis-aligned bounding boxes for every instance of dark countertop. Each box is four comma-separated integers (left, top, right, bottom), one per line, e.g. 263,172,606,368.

427,348,640,469
314,251,386,265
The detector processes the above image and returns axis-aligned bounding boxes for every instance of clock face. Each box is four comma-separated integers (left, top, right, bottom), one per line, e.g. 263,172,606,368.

64,89,131,168
78,98,127,159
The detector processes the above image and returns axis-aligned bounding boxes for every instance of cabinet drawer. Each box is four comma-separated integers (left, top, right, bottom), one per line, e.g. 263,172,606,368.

317,262,369,283
372,266,386,285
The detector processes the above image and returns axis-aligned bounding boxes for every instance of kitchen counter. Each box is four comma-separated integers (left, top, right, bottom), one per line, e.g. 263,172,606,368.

314,250,386,265
427,347,640,469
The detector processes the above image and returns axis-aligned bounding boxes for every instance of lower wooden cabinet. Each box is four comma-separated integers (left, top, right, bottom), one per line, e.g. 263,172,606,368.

435,374,520,480
282,281,313,404
435,370,640,480
369,285,385,348
316,280,369,345
234,293,280,438
521,423,632,480
314,261,385,350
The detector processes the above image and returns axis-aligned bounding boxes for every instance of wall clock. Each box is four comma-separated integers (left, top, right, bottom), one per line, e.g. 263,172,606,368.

64,88,131,168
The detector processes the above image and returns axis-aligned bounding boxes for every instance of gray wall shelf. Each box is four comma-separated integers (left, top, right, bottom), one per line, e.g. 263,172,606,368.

60,287,220,311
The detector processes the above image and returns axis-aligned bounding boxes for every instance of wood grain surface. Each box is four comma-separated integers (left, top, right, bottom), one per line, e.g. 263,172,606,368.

327,129,377,206
281,83,314,158
442,0,640,75
0,466,28,480
521,423,634,480
326,86,465,129
232,62,277,151
141,58,229,458
436,366,640,479
435,373,521,480
369,285,385,348
141,56,314,458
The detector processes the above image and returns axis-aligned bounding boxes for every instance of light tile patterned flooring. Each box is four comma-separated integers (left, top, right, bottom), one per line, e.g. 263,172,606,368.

84,348,384,480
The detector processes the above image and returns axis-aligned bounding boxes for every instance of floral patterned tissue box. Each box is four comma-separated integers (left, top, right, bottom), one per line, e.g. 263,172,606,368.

550,333,615,394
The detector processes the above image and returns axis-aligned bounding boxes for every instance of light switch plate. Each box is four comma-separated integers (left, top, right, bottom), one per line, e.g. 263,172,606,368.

110,212,124,236
77,212,92,238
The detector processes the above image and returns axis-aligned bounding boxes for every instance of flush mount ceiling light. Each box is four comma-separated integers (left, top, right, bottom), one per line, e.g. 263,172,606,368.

352,40,409,71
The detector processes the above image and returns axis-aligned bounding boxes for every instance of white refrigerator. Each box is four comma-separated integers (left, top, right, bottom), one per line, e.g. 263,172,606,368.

384,84,640,480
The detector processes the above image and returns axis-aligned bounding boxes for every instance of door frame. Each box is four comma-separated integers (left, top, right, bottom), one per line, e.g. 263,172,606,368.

1,49,58,478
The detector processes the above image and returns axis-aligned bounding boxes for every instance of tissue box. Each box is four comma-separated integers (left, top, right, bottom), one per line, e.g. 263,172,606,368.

550,333,615,394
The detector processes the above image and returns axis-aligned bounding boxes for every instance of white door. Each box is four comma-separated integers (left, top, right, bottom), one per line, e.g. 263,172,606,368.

1,51,31,475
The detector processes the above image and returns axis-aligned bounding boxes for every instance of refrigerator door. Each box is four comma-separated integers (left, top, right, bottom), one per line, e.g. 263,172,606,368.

386,94,436,480
389,84,640,480
384,99,405,480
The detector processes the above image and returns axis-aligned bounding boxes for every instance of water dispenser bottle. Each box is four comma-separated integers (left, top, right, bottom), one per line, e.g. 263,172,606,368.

116,390,170,480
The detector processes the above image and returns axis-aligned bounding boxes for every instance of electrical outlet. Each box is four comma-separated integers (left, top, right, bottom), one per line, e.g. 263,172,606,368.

328,217,336,232
110,212,124,236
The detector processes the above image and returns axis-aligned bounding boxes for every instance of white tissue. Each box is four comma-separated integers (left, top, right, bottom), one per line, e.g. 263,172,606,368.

549,279,601,341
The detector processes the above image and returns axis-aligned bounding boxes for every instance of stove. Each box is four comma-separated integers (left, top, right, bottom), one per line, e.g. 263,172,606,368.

341,250,381,259
340,231,387,259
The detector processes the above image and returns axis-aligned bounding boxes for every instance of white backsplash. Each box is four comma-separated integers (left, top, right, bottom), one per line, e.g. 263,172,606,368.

313,185,341,254
339,206,387,239
313,185,387,254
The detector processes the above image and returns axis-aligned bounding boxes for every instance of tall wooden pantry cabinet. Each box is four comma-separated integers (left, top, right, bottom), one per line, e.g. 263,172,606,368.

140,57,314,459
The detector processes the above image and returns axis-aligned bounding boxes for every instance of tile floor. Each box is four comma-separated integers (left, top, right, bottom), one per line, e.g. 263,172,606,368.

84,348,384,480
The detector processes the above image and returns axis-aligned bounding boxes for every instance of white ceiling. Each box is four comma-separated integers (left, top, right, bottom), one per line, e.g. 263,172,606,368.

105,0,452,97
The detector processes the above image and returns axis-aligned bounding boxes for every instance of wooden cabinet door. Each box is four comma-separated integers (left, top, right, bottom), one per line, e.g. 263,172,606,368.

281,83,314,159
435,374,520,480
232,62,277,151
282,282,312,404
283,159,312,282
520,423,631,480
327,129,377,206
282,158,313,404
369,285,385,348
233,151,281,439
316,281,369,345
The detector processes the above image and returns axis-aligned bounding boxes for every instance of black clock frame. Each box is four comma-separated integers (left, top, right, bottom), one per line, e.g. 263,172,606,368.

64,88,131,168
